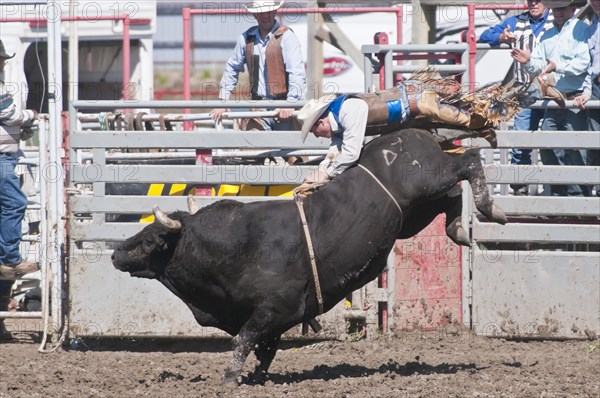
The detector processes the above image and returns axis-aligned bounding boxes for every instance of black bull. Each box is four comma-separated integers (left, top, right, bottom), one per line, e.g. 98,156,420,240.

112,129,506,384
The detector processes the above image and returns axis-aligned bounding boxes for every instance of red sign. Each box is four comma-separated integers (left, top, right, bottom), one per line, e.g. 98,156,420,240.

323,56,352,77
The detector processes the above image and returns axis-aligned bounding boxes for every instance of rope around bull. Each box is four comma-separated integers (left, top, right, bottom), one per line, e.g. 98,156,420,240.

292,166,404,316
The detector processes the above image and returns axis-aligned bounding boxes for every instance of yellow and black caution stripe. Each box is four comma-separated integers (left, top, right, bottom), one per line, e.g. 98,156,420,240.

140,183,190,222
140,183,296,222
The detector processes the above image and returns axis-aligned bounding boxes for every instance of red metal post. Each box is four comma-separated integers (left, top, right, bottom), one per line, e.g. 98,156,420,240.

395,7,403,84
183,8,211,197
381,269,388,333
183,8,192,128
466,4,477,92
374,32,389,90
0,14,143,102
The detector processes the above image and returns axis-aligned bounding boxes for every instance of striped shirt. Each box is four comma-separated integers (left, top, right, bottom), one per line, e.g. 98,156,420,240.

1,81,36,154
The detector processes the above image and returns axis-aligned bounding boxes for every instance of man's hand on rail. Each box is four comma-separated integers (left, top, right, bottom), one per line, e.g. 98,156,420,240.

210,108,228,121
511,43,530,64
499,26,516,44
274,108,295,120
573,94,590,110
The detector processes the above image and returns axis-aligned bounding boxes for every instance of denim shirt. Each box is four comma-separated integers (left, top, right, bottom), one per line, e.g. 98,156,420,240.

582,15,600,98
478,10,551,47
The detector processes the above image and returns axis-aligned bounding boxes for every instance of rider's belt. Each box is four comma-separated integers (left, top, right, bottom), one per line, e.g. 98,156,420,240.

251,94,286,100
564,91,583,100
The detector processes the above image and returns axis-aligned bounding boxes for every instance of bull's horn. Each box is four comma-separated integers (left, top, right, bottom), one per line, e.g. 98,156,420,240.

152,205,182,231
187,195,200,215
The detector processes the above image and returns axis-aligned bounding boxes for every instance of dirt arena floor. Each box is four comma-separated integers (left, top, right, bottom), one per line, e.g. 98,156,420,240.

1,322,598,398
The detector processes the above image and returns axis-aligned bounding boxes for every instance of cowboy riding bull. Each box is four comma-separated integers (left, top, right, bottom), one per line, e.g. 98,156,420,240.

112,128,506,384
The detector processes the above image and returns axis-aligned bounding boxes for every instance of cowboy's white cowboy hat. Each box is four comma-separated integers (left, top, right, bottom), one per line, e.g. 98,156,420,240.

244,0,284,14
541,0,588,8
298,95,337,142
0,40,15,60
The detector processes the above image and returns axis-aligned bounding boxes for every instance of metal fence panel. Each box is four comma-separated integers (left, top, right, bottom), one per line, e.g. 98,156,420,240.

472,249,599,338
69,251,226,338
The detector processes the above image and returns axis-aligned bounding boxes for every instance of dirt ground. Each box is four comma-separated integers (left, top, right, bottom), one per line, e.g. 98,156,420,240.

1,322,598,398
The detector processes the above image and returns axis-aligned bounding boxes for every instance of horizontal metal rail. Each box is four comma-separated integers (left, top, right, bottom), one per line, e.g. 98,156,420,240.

71,100,305,111
472,222,600,244
77,149,327,162
483,164,599,185
69,195,284,214
495,131,600,148
69,131,329,149
78,110,300,123
391,64,467,73
0,311,43,319
493,196,600,217
70,164,315,185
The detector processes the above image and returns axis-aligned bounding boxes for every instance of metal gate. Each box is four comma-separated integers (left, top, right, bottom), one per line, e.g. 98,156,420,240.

468,127,600,339
66,99,349,337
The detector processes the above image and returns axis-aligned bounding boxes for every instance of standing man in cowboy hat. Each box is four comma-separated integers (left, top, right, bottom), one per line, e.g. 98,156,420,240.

0,39,39,280
512,0,591,196
478,0,554,196
210,1,306,131
0,38,39,339
574,0,600,195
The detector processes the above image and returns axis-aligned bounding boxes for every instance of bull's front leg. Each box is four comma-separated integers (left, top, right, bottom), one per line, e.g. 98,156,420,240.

223,332,257,385
443,185,471,246
461,149,507,225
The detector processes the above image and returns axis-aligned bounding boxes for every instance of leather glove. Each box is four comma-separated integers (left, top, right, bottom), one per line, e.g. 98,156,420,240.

304,169,331,184
20,126,35,141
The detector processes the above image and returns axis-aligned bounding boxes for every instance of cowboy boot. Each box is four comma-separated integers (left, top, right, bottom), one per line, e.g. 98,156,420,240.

410,90,471,127
537,73,565,108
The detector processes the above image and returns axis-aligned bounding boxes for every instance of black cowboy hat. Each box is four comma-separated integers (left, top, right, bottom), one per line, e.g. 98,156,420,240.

542,0,588,8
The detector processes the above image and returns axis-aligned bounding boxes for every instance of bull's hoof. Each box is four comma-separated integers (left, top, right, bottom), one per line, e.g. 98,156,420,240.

491,204,507,225
221,371,241,385
479,128,497,149
247,371,267,385
446,221,471,247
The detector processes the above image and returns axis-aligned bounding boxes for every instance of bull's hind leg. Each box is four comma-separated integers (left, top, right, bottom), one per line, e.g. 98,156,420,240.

460,149,507,224
250,334,281,384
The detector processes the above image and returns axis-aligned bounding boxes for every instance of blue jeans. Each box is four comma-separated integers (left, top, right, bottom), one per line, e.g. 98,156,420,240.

588,80,600,168
262,117,293,132
0,153,27,266
540,109,590,196
511,108,545,165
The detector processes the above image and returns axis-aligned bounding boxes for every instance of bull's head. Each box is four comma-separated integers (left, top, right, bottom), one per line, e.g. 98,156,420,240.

111,197,199,278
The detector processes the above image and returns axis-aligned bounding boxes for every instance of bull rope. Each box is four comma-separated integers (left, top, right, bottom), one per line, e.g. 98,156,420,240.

293,194,325,315
292,165,403,316
356,164,403,218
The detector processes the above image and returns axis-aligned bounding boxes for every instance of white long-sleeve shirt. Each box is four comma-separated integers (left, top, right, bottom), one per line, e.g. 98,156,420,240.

320,98,369,178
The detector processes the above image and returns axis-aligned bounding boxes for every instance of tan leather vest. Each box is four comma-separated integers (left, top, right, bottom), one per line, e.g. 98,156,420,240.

245,26,289,99
351,86,407,136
